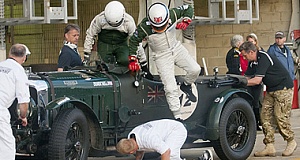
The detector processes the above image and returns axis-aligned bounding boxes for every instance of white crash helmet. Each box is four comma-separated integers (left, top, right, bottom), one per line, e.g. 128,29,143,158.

104,1,125,27
147,2,169,33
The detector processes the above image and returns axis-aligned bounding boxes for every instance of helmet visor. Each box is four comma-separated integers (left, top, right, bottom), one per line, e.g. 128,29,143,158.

107,17,124,27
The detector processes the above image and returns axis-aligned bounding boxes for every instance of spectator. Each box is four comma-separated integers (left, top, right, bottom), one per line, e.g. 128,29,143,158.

83,1,136,68
226,35,247,75
128,2,201,120
267,31,295,80
116,119,213,160
0,44,30,159
57,23,82,71
239,41,297,157
245,33,264,131
246,33,264,51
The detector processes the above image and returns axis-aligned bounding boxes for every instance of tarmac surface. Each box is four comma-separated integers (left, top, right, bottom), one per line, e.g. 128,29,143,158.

88,108,300,160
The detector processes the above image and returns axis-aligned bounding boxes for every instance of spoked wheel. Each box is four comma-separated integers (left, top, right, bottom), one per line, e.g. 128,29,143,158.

48,108,90,160
212,97,256,160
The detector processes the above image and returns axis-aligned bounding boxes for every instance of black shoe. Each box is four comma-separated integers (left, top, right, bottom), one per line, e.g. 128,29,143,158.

175,118,184,123
257,124,262,131
198,150,213,160
180,83,197,102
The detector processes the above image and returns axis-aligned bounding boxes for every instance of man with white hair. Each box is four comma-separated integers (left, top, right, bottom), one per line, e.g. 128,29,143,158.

225,34,246,75
0,44,30,159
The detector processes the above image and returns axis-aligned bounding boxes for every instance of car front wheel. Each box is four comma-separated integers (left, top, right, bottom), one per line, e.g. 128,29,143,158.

48,108,90,160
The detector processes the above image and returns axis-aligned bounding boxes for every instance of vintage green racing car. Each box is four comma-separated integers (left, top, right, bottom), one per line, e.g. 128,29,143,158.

10,64,256,160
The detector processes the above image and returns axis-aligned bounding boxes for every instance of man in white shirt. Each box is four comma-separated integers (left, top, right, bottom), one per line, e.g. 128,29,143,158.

117,119,187,160
0,44,30,159
116,119,213,160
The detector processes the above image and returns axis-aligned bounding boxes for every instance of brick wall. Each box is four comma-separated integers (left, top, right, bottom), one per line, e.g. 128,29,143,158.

4,0,294,73
195,0,293,74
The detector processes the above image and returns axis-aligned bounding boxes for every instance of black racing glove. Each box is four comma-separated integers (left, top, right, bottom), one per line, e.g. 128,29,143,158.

140,62,154,80
228,74,248,87
83,52,91,66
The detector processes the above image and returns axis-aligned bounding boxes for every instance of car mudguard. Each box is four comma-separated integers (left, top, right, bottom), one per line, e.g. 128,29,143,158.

45,96,104,150
205,88,253,140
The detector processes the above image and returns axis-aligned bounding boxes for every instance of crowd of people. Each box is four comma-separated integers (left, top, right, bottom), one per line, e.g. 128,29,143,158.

226,31,297,157
0,0,298,159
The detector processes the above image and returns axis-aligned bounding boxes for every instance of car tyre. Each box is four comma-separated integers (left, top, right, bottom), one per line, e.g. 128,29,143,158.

212,97,256,160
48,108,90,160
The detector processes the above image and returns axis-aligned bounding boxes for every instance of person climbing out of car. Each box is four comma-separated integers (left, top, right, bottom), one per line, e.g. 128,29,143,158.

83,1,152,78
116,119,213,160
128,2,201,120
84,0,135,67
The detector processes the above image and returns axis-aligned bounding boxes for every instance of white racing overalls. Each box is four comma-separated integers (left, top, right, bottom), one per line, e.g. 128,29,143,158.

148,24,201,118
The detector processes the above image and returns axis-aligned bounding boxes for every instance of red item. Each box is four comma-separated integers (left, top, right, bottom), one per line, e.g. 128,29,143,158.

128,55,140,72
239,53,248,75
292,79,299,109
293,29,300,41
176,18,192,30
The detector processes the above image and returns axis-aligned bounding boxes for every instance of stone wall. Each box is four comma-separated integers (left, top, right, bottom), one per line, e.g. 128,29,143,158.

195,0,293,74
3,0,294,74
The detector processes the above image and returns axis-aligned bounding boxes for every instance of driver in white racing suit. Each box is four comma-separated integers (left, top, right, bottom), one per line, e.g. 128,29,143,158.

83,1,136,67
128,2,201,120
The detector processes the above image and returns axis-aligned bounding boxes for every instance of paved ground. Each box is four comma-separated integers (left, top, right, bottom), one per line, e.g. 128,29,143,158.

89,108,300,160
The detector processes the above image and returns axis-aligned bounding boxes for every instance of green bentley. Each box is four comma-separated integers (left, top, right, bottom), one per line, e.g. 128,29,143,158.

10,65,256,160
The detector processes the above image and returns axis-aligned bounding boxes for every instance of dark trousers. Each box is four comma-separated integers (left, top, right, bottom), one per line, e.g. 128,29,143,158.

247,84,263,125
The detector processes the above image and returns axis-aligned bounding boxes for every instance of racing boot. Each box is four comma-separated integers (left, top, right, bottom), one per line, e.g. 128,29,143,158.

198,149,213,160
173,110,182,120
282,139,297,156
180,83,196,102
254,143,276,157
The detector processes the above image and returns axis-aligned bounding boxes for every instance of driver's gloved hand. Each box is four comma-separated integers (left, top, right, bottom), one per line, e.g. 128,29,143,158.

140,62,154,80
176,18,192,30
128,55,140,72
83,52,91,66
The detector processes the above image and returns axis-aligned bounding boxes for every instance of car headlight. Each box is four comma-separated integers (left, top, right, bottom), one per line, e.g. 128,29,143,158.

15,97,36,119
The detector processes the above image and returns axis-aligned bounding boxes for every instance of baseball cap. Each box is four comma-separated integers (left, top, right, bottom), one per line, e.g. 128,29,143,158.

21,44,31,55
275,31,285,38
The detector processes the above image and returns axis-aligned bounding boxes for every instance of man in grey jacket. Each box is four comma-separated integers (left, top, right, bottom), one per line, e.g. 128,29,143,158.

267,31,295,80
